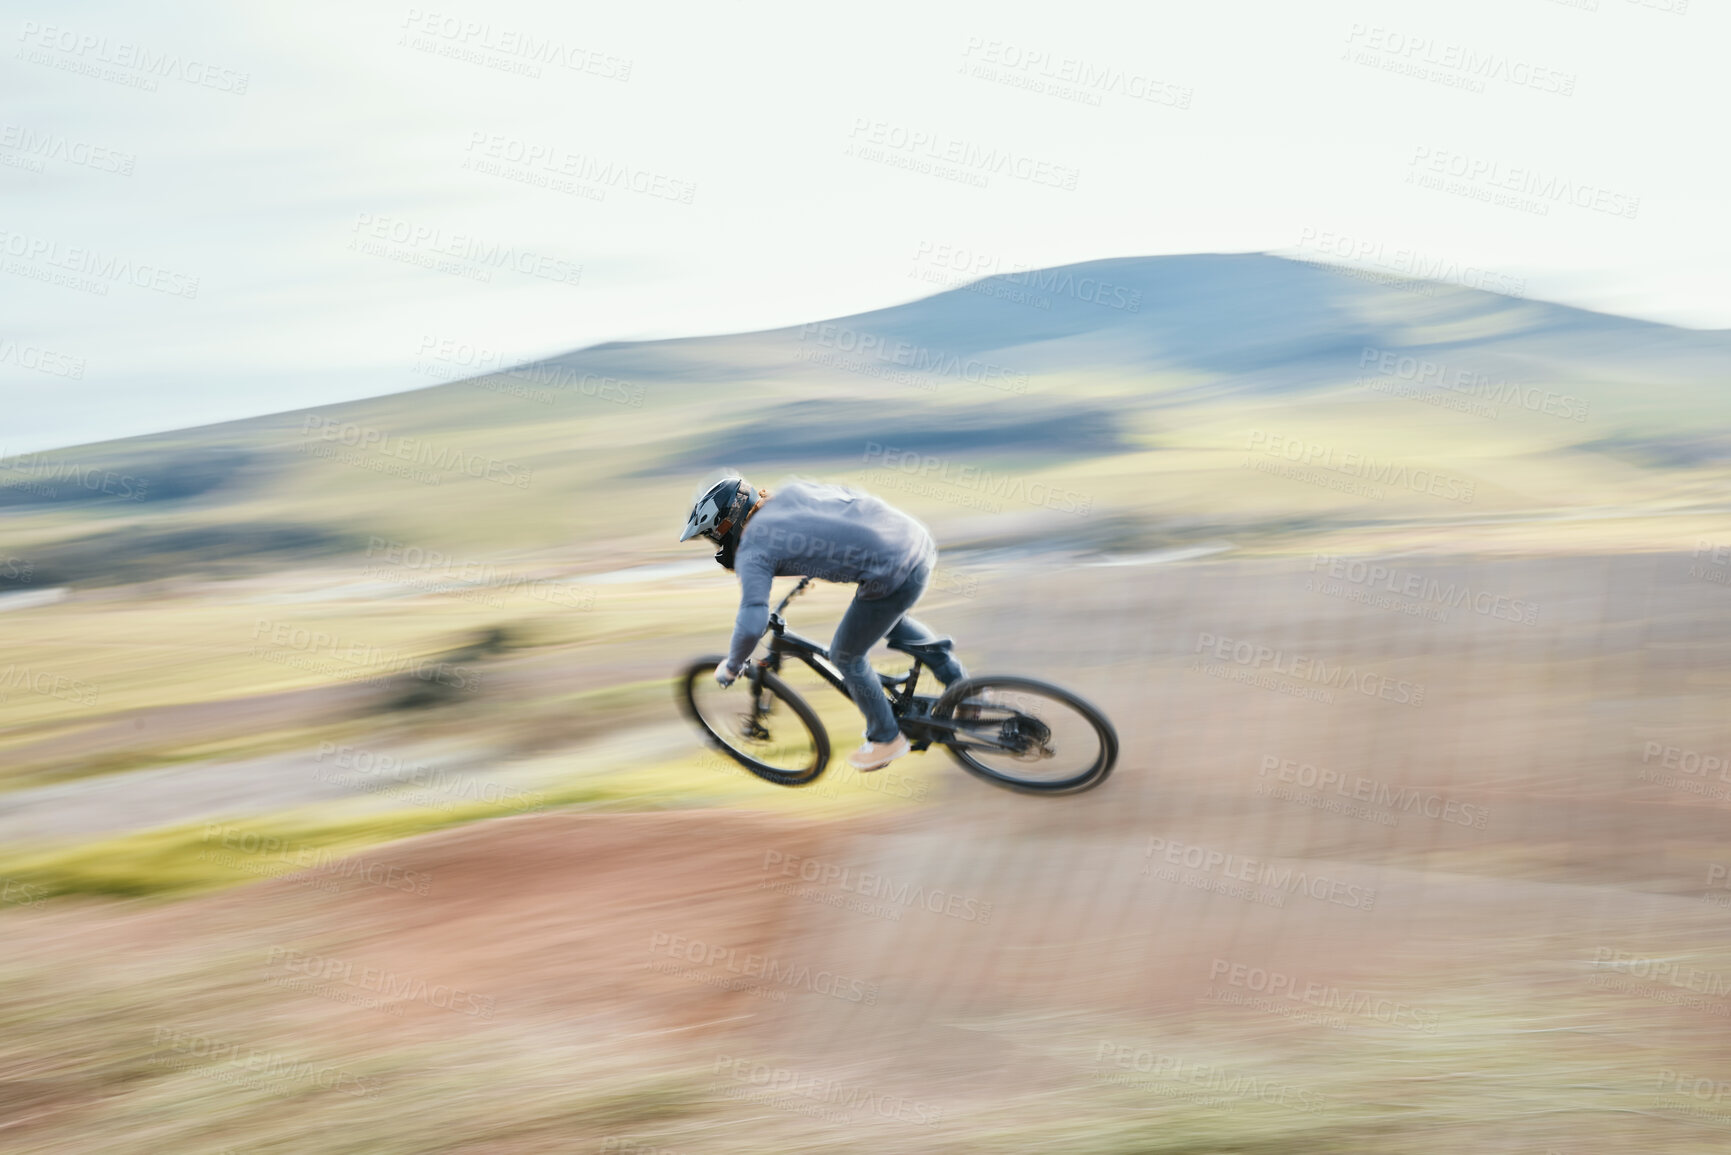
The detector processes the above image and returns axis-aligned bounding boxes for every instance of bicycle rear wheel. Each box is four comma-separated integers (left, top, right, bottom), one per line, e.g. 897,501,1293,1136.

933,676,1117,794
680,657,830,786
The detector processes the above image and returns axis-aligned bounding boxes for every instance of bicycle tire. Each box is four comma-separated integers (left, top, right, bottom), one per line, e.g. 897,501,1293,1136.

933,675,1117,795
679,657,831,787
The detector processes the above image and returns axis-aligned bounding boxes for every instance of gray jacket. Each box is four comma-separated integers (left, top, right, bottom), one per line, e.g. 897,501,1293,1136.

726,480,936,668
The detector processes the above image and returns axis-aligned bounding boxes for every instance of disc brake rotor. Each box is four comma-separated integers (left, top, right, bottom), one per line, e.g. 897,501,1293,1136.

1000,716,1054,760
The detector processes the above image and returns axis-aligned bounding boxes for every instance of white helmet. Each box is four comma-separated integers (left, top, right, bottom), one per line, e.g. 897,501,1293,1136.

681,475,761,570
679,475,759,543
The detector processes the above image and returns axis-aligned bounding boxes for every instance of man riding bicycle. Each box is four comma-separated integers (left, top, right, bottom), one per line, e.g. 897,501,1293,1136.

680,474,966,771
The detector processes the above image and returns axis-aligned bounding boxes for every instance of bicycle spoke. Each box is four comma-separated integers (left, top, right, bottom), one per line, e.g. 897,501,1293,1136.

935,677,1115,792
681,658,829,785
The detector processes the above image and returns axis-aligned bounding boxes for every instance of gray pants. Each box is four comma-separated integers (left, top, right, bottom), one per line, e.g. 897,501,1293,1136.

830,557,966,743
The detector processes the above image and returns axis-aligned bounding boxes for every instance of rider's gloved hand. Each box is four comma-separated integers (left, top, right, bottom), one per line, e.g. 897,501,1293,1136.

714,660,740,688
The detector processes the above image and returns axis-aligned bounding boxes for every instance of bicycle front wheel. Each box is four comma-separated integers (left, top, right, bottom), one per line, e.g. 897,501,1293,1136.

933,676,1117,794
680,657,830,786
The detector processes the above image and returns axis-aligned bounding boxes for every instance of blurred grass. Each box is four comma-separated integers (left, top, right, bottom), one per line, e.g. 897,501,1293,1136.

0,947,719,1155
7,946,1731,1153
0,802,556,902
0,719,379,792
0,738,929,904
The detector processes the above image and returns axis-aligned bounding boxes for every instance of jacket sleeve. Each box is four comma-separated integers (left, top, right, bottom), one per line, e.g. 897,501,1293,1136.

725,555,775,669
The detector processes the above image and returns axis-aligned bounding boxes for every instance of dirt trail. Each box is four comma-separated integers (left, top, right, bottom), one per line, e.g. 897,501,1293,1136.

7,553,1729,1152
5,811,849,1043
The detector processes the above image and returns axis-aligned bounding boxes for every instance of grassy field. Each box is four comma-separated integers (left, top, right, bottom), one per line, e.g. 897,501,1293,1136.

4,256,1731,1151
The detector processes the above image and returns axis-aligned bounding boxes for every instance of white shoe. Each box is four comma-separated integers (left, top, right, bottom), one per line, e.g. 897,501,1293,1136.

847,733,910,772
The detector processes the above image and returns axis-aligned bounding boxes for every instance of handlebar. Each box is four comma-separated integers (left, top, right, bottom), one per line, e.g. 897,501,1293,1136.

772,576,814,617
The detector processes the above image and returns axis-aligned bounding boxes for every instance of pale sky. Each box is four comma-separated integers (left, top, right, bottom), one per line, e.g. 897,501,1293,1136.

3,0,1726,454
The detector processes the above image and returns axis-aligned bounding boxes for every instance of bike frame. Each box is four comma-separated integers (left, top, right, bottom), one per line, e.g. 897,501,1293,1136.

747,577,973,753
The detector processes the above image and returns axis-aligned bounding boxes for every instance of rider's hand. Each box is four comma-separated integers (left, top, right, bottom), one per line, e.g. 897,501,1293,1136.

714,660,739,688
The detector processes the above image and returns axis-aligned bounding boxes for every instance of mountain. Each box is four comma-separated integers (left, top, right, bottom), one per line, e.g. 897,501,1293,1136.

4,253,1730,588
532,252,1731,401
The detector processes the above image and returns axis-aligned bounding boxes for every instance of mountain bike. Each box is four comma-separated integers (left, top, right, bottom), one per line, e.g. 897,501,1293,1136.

679,576,1117,795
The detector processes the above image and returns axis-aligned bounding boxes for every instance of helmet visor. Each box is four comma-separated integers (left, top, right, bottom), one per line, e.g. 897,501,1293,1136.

679,471,747,542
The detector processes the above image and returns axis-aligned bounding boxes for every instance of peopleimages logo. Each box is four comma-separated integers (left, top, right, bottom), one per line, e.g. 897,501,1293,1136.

398,9,633,81
1343,24,1577,96
862,442,1092,515
1295,230,1525,297
0,227,199,298
1245,429,1475,504
1,877,49,907
1641,741,1731,782
1143,836,1377,910
0,123,136,175
1205,958,1441,1032
760,850,992,923
1357,347,1588,421
845,118,1080,191
799,322,1030,393
148,1027,381,1099
0,338,86,379
1590,948,1731,1000
1193,631,1425,707
349,212,584,283
911,241,1143,312
957,38,1193,109
363,536,593,610
1307,553,1539,627
462,132,694,204
0,663,98,707
202,824,433,895
647,933,879,1004
313,741,546,810
1688,539,1731,589
0,449,148,500
265,946,495,1018
15,21,251,94
1091,1042,1329,1115
299,415,532,489
1406,146,1639,219
1655,1070,1731,1123
1257,754,1488,829
249,618,481,692
712,1056,944,1126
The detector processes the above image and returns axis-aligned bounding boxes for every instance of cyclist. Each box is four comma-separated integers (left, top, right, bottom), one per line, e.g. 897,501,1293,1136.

680,474,966,771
